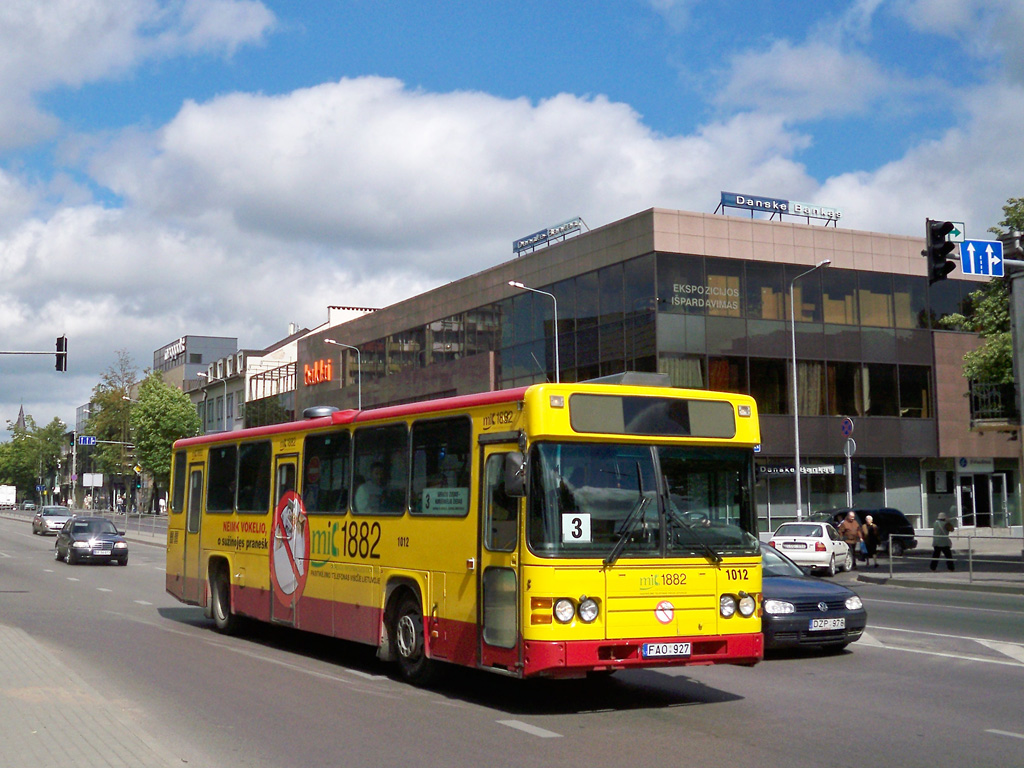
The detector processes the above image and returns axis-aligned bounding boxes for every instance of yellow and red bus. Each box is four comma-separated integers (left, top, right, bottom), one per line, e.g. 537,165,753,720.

166,379,763,683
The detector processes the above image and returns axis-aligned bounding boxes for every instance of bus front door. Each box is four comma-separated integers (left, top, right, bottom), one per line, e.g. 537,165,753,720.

183,464,205,605
478,449,521,673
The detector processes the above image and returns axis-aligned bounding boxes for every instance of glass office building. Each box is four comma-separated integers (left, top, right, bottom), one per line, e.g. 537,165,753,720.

294,208,1018,531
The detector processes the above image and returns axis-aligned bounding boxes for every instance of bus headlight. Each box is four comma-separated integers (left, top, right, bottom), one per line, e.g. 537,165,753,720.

554,598,576,623
738,593,756,618
578,597,599,623
719,594,737,618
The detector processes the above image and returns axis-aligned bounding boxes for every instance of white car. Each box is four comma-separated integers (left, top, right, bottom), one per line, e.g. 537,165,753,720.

768,521,852,576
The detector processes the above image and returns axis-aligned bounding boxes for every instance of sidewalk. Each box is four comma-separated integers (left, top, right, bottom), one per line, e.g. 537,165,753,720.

0,623,178,767
855,529,1024,595
0,514,178,767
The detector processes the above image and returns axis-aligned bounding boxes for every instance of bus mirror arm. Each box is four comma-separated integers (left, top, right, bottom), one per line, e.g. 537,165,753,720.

505,452,526,497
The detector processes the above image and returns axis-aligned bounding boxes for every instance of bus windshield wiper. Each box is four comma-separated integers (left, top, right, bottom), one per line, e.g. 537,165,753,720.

663,504,723,565
604,463,649,567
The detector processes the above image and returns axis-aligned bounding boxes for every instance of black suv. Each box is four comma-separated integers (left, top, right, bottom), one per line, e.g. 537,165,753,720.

813,507,918,556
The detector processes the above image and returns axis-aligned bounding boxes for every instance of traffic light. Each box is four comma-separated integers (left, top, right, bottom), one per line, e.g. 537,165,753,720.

55,335,67,372
923,219,956,284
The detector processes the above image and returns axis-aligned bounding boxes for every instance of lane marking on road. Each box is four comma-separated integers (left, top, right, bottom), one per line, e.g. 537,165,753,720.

497,720,563,738
134,600,153,606
986,729,1024,740
857,638,1024,667
870,624,1024,647
864,597,1024,615
976,639,1024,664
66,577,80,582
97,588,112,592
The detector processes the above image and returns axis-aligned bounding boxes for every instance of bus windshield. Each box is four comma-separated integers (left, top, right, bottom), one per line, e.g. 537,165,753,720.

527,442,759,559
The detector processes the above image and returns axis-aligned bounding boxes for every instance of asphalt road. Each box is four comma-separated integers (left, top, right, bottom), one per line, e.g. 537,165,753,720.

2,517,1023,768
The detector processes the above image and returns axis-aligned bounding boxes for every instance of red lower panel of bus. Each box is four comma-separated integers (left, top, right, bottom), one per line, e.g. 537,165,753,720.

520,633,763,677
186,578,761,677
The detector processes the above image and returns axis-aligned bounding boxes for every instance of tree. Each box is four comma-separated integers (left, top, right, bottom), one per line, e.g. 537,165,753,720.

939,197,1023,384
130,370,201,504
87,350,138,507
0,414,68,503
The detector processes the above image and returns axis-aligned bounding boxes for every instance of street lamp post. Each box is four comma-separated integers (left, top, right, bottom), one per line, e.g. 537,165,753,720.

324,339,361,410
508,280,560,383
790,259,831,521
198,371,228,433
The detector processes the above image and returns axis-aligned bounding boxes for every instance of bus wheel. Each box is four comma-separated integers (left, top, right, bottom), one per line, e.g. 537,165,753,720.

393,594,438,685
210,567,238,634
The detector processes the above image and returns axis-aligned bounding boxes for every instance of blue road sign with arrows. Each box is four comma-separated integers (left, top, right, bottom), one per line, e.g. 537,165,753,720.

960,239,1003,277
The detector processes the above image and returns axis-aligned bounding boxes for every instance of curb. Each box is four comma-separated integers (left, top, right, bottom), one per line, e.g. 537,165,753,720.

856,573,1024,595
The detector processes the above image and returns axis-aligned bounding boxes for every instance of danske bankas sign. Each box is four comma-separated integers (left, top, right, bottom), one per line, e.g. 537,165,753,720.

720,192,842,222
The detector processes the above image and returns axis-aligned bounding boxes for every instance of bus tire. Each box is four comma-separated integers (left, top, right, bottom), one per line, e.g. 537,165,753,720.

210,566,239,634
392,593,438,685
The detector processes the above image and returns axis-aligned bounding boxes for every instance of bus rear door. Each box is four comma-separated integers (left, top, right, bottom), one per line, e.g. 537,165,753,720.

478,447,521,673
183,463,205,604
271,456,300,625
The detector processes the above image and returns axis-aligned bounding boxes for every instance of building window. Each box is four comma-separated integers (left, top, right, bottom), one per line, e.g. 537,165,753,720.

599,263,624,324
189,353,202,364
899,365,932,418
927,279,970,328
226,393,234,420
786,264,824,323
863,363,898,416
657,253,706,316
708,356,747,394
827,361,862,416
749,358,787,414
795,360,826,415
659,355,705,389
705,258,743,318
894,275,928,329
745,262,785,321
822,268,859,325
858,273,894,327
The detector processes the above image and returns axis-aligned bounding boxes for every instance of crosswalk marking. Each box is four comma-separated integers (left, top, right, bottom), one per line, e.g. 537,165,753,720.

497,720,563,738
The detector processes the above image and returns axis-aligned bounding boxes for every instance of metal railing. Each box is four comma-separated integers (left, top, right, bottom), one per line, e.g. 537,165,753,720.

968,381,1019,428
882,532,1024,587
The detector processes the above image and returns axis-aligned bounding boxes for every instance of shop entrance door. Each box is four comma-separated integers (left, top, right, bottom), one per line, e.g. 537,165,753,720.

959,473,1003,528
959,476,975,527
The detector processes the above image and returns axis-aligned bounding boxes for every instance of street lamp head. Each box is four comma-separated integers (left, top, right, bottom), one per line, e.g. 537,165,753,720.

508,280,526,289
817,259,832,269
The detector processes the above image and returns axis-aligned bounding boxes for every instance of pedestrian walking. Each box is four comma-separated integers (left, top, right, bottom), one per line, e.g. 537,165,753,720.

861,514,880,567
929,511,955,572
837,510,863,570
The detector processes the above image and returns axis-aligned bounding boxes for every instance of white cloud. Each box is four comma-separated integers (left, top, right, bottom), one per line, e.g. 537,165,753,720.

0,0,275,150
819,80,1024,236
896,0,1024,81
85,78,814,278
715,39,922,122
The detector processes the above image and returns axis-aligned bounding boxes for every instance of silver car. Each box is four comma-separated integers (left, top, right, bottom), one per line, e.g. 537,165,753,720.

31,506,74,535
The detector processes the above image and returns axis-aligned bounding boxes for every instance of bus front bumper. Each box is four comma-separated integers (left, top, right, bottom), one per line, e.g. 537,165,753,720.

521,632,763,678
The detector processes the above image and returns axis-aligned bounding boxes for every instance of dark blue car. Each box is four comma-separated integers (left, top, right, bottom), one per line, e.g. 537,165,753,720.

761,545,866,651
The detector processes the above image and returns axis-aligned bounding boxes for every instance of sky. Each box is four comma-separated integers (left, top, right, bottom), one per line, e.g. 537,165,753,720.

2,0,1023,433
